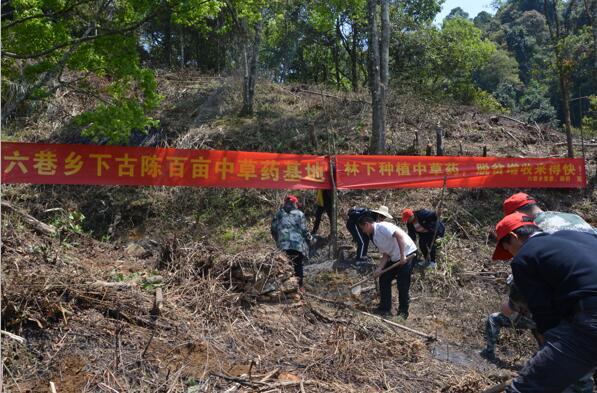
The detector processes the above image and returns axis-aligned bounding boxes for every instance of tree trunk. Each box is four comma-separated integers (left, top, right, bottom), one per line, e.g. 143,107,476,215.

559,71,574,157
333,25,341,88
543,0,575,158
180,27,185,68
368,0,383,154
351,22,359,92
583,0,597,70
379,0,390,152
240,21,262,116
194,30,201,70
163,8,172,67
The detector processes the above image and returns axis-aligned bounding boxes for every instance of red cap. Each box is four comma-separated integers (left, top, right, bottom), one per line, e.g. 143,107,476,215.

401,208,414,222
285,195,299,204
492,212,536,260
503,192,537,216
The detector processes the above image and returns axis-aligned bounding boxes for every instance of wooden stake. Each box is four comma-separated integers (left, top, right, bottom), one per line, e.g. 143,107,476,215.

413,131,419,153
435,126,444,156
50,382,57,393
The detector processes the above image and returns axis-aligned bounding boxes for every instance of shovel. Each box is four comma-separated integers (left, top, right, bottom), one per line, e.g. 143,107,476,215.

350,254,416,298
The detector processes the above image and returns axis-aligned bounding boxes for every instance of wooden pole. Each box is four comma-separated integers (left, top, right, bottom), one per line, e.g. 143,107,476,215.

330,158,338,259
482,146,488,157
413,131,419,154
436,126,444,156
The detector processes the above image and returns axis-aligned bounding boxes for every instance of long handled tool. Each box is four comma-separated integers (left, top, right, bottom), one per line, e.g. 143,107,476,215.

350,254,416,297
421,175,447,269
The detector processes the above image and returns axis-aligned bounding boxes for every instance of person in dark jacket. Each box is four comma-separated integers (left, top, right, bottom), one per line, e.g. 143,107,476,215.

346,207,390,261
401,208,445,267
493,212,597,393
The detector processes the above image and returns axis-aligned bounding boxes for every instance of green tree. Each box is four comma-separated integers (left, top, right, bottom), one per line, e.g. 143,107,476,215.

1,0,170,143
445,7,470,21
434,18,496,101
474,10,494,31
474,49,521,92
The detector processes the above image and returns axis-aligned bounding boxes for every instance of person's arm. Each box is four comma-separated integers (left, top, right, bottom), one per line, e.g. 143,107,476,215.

373,253,389,278
511,256,559,334
407,223,417,241
393,231,407,265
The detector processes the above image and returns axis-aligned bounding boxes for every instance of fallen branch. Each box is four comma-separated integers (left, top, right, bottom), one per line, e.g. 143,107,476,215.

309,305,348,324
501,128,524,145
457,271,502,276
257,380,315,392
1,201,57,236
210,372,261,388
533,121,544,140
259,368,280,383
497,115,528,127
89,280,137,288
295,89,371,105
360,311,436,341
304,293,351,308
1,330,26,344
555,142,597,147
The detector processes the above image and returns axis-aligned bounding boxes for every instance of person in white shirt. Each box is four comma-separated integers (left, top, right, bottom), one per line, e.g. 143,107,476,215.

358,216,418,319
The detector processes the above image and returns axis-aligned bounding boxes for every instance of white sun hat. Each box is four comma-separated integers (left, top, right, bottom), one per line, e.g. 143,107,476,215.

371,205,393,220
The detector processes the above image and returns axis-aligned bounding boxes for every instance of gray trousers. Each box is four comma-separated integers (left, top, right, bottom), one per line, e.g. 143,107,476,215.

506,310,597,393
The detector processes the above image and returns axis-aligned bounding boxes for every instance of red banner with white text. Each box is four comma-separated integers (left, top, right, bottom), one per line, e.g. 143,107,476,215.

0,142,331,189
1,143,586,189
335,155,586,189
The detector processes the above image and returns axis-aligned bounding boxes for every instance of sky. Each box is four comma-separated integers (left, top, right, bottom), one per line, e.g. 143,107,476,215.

434,0,495,24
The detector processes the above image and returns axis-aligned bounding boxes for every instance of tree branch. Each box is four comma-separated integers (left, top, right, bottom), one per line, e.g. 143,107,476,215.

2,3,164,59
2,0,94,29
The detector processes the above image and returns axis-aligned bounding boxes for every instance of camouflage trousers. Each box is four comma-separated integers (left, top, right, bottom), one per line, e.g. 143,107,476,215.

484,312,536,354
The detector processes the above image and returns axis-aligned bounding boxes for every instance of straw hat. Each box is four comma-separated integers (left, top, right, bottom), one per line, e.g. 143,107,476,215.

371,205,393,219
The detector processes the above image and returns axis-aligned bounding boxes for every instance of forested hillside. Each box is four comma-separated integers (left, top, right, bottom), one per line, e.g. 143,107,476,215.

2,0,596,152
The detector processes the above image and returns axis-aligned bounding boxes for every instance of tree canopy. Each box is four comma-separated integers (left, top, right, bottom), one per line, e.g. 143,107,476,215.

2,0,595,149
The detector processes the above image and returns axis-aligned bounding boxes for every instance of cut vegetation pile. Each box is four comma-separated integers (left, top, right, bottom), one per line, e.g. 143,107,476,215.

1,208,510,392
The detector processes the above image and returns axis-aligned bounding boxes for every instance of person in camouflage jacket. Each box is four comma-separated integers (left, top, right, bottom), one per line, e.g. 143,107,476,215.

271,195,311,288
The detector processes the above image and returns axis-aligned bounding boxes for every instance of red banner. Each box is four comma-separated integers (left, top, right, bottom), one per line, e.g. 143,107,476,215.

1,142,331,189
335,155,586,189
1,143,587,189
